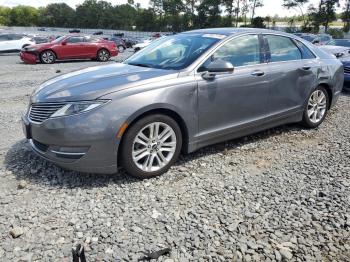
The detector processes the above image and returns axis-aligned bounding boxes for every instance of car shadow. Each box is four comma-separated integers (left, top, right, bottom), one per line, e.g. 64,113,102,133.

4,123,303,188
4,139,139,188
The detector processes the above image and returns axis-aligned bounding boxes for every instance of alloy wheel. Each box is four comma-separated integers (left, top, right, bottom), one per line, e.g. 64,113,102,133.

41,51,54,63
118,46,125,53
132,122,177,172
307,89,327,124
98,50,109,61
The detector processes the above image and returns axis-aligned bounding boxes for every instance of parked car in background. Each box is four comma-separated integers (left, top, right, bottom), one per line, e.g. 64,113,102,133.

69,29,81,33
320,45,350,91
22,28,343,178
103,36,126,53
123,37,138,48
20,34,117,64
133,38,154,52
0,34,35,53
299,33,318,43
326,39,350,48
32,35,54,44
313,34,332,45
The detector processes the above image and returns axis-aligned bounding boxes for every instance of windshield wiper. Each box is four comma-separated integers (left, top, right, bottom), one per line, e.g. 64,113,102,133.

126,62,152,68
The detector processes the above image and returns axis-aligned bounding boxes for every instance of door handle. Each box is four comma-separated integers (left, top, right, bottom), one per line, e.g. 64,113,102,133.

251,70,265,77
302,66,311,70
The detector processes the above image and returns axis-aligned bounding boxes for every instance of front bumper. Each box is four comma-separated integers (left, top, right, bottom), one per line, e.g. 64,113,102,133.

110,49,118,57
20,51,37,64
21,107,125,174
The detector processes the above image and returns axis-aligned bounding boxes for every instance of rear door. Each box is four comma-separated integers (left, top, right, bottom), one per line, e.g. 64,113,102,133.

263,34,318,117
82,36,99,57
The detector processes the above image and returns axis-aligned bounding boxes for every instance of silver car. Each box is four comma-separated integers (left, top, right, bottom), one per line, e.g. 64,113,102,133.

22,28,344,178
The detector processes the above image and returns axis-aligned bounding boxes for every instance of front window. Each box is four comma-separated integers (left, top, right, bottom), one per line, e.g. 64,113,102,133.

52,36,66,44
205,34,261,68
124,34,222,70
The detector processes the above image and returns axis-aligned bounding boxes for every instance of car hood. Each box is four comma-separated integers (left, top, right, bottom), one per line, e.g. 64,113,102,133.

31,63,178,103
25,42,53,50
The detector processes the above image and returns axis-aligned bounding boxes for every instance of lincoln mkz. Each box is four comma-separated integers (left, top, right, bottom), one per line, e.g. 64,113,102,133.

22,28,344,178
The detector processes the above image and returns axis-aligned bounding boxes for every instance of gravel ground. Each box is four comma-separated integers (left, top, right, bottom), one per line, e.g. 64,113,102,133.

0,51,349,261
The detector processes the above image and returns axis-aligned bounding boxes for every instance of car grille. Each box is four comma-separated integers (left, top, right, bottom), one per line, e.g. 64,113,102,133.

29,102,66,123
344,66,350,75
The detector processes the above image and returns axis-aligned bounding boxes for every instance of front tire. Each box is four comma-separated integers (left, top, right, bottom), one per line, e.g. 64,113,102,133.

301,86,329,128
120,114,182,179
40,50,56,64
97,49,110,62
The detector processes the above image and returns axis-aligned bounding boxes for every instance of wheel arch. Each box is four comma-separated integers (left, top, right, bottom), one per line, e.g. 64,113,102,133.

117,106,190,165
40,49,58,59
318,82,333,109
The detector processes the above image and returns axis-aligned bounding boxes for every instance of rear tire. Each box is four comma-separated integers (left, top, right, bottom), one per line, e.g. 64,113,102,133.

40,50,56,64
120,114,182,179
301,86,329,128
97,49,110,62
117,45,125,53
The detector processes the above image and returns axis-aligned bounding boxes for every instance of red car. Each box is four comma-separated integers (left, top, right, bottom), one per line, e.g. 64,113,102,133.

20,34,118,64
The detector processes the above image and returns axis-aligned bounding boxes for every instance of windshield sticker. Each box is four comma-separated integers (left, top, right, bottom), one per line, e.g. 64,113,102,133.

202,34,226,39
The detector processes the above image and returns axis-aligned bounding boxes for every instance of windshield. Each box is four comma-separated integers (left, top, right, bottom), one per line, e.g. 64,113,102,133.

51,36,66,44
124,34,222,70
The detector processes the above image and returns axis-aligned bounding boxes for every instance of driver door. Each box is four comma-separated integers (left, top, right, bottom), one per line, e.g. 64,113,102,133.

195,34,270,142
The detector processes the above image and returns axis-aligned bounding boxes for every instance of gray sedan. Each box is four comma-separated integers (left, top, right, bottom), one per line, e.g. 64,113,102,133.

22,28,344,178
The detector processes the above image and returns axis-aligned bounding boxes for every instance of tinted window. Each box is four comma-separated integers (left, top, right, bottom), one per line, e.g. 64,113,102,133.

334,39,350,47
0,35,9,41
209,34,261,67
295,40,316,59
66,36,84,43
265,35,301,62
84,36,100,42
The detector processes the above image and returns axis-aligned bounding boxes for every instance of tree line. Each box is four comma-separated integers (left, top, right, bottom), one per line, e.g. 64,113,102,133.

0,0,349,33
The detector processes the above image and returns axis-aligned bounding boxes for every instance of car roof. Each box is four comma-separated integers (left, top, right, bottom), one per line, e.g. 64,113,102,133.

182,27,292,36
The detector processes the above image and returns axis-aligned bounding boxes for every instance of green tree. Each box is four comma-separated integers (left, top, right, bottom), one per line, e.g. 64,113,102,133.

75,0,114,29
8,5,38,26
341,0,350,32
310,0,339,33
112,4,138,30
135,8,157,31
282,0,309,27
163,0,186,31
196,0,222,28
0,6,11,25
250,0,263,21
38,3,75,27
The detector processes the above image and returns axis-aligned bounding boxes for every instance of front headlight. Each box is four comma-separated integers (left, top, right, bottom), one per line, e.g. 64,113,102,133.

51,100,109,118
24,47,37,52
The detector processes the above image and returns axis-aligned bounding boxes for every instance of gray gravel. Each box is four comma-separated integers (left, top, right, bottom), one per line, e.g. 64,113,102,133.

0,52,349,261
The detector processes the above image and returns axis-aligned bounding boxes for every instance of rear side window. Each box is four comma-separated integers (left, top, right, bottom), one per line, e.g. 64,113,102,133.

66,36,84,43
265,35,301,62
210,34,261,67
295,40,316,59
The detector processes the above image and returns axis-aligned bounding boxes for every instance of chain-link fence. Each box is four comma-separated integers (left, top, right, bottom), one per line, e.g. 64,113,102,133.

0,26,170,39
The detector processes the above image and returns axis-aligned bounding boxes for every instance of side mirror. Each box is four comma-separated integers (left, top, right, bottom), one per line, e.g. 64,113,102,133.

201,60,234,80
312,39,320,44
61,41,67,45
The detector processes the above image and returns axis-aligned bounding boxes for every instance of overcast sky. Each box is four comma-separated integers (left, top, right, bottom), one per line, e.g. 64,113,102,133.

0,0,344,17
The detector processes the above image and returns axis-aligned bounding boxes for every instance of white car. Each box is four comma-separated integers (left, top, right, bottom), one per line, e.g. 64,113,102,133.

133,38,153,52
0,34,35,53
